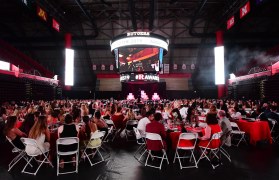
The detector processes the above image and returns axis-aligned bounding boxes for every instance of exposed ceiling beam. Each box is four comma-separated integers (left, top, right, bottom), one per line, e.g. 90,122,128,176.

128,0,137,31
149,0,155,31
12,41,278,51
74,0,98,38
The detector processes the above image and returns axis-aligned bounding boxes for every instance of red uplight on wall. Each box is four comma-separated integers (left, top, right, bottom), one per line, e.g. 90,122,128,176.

52,19,60,32
37,6,47,22
227,16,235,30
240,1,250,19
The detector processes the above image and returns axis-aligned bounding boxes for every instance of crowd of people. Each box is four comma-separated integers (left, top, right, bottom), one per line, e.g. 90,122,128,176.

0,98,278,167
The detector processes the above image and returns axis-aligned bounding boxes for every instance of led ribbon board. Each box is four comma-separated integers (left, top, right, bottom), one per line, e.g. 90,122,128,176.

110,32,169,53
120,73,159,82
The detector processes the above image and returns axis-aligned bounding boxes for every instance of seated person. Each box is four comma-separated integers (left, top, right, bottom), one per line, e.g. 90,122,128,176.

217,110,232,146
124,108,136,121
57,114,79,168
238,105,247,116
171,108,183,122
267,106,279,123
26,115,50,155
111,106,125,130
179,105,188,120
0,107,7,122
199,113,222,149
186,106,199,126
93,111,108,134
137,111,154,137
102,106,111,120
251,107,268,121
80,116,101,148
73,110,81,124
250,107,261,119
209,105,218,114
48,110,59,124
58,114,79,138
146,113,167,150
4,116,27,149
20,113,35,135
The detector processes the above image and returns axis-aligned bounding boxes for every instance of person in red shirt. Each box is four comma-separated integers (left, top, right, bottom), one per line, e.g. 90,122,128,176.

198,113,222,149
146,112,167,151
111,106,125,130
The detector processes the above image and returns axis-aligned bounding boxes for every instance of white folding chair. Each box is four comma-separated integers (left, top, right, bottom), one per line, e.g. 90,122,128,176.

102,126,113,143
125,120,138,141
20,138,53,175
6,136,31,171
173,133,198,169
268,118,278,142
56,137,79,176
230,122,247,146
197,133,222,169
81,131,104,166
133,127,146,161
144,133,169,170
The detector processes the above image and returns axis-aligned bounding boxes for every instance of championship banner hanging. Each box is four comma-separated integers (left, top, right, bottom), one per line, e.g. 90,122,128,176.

110,64,114,71
37,6,47,22
240,1,250,19
92,64,96,70
227,16,235,30
164,64,169,74
101,64,105,71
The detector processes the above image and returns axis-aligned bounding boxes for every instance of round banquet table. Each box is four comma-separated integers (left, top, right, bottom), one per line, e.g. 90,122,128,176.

236,119,272,145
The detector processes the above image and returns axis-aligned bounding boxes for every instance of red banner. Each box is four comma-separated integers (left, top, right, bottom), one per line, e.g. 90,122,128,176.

227,16,235,30
240,1,250,19
52,18,60,32
37,6,47,22
52,19,60,32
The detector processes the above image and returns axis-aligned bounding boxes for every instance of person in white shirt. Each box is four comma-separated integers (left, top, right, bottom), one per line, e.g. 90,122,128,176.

26,115,50,155
137,111,154,137
179,105,188,119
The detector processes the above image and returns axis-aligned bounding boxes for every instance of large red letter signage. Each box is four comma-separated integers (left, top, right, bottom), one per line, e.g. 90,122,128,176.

240,1,250,19
227,16,235,30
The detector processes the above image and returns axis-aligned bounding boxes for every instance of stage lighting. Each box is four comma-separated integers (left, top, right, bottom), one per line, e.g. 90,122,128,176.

230,73,236,79
0,60,10,71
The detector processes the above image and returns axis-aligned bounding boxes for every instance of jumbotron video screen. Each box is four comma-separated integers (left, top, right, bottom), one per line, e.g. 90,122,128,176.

118,47,162,73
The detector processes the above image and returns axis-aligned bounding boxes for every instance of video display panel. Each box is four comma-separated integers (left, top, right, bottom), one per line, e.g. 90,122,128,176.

118,47,160,73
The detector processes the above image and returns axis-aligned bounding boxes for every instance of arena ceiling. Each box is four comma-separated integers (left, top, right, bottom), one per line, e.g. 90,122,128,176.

0,0,279,89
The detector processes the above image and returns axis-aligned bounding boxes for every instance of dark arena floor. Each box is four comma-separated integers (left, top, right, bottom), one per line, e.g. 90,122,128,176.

1,136,279,180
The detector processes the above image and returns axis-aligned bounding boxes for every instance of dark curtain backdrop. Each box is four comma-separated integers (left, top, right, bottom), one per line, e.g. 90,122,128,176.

121,82,166,100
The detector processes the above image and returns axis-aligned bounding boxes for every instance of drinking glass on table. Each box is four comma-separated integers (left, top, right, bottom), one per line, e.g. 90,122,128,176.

192,122,195,128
